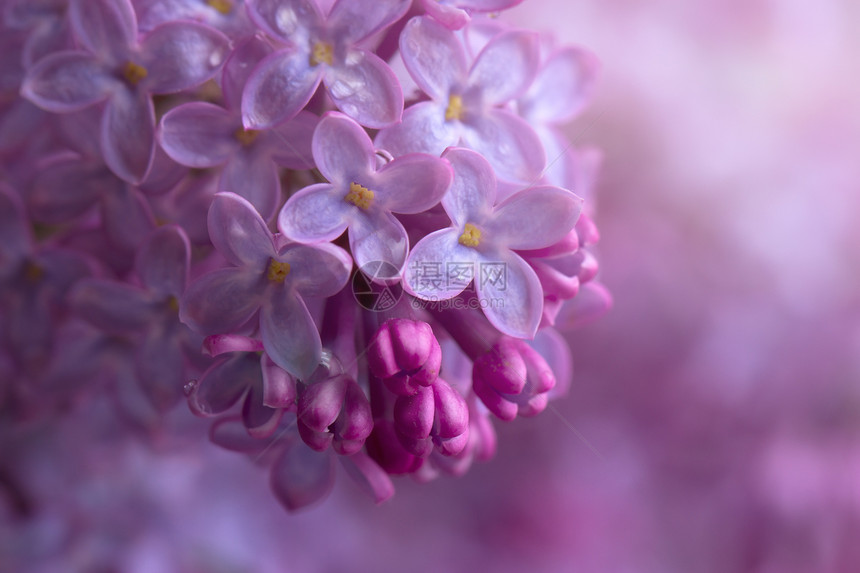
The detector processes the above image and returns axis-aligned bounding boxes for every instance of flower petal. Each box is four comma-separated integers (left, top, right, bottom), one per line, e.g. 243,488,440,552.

260,288,321,379
339,453,394,505
328,0,410,43
461,108,545,183
140,21,231,94
476,249,543,339
312,112,374,183
221,35,274,111
70,279,155,332
403,228,477,300
190,354,255,416
399,16,467,101
420,0,469,30
220,151,282,221
468,30,539,105
208,192,277,269
487,186,583,250
158,102,239,167
279,242,352,298
520,45,599,124
100,185,157,252
100,87,156,183
374,101,459,158
277,183,351,243
440,147,495,227
242,49,322,130
21,51,114,113
136,324,184,411
324,50,403,129
247,0,321,44
68,0,137,59
372,153,452,214
243,377,284,438
180,267,264,335
0,185,32,276
270,442,335,512
349,208,409,276
135,224,190,298
266,110,318,169
262,353,297,409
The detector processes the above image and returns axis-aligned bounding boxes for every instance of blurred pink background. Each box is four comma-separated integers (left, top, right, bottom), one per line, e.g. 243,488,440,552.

4,1,860,571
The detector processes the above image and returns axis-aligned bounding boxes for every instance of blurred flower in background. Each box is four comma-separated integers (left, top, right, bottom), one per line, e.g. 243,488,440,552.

2,1,860,572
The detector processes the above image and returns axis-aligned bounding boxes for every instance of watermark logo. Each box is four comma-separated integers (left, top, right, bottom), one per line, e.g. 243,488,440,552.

351,260,402,312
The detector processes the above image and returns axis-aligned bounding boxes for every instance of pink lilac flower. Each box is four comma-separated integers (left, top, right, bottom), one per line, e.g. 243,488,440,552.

404,147,583,338
133,0,254,39
159,36,317,219
278,112,452,279
242,0,410,129
180,192,352,379
421,0,524,31
21,0,231,183
375,15,545,183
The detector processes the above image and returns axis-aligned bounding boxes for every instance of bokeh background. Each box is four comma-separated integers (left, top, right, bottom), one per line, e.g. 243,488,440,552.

3,1,860,571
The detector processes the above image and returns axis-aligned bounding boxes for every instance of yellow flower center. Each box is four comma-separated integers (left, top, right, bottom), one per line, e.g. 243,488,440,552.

122,61,148,86
309,42,334,67
345,182,374,210
267,259,291,283
445,94,464,122
234,128,260,146
206,0,233,14
24,261,44,283
458,223,482,248
167,296,180,313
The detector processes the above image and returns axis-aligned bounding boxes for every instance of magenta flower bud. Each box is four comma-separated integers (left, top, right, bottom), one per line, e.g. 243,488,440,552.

576,213,600,246
367,319,441,396
366,419,424,475
472,337,556,421
297,374,372,454
392,377,469,457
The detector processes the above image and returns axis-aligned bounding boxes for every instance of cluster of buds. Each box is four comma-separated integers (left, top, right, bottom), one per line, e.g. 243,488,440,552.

1,0,611,510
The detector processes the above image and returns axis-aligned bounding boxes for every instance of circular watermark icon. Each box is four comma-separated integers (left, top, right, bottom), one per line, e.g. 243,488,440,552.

351,260,403,312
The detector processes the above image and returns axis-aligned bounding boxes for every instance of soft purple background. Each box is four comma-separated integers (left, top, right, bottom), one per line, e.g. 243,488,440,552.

4,1,860,571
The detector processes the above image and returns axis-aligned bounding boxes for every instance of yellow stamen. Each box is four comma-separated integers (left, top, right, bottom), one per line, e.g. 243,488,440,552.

122,61,148,86
345,182,374,210
24,261,44,283
458,223,482,248
234,128,260,146
267,259,292,283
445,94,464,122
167,296,180,313
206,0,233,14
309,42,334,67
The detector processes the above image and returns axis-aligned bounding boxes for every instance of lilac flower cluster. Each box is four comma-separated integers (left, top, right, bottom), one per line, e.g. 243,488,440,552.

1,0,610,510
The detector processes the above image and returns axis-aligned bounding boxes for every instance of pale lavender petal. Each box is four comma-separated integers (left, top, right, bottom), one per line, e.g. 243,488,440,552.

101,88,156,183
203,334,265,356
279,242,352,298
461,109,545,183
339,453,395,505
68,0,136,59
136,326,184,411
270,442,335,512
487,186,583,250
349,208,409,275
328,0,410,43
521,46,599,124
420,0,469,30
180,268,264,335
189,355,254,416
136,224,190,297
458,0,524,9
403,228,477,300
374,101,459,157
208,192,277,269
248,0,321,43
278,183,351,243
372,153,452,213
399,16,467,100
21,52,114,113
440,147,495,227
312,112,374,183
534,125,578,191
242,49,322,129
220,151,281,221
262,354,297,408
476,249,543,339
139,144,188,195
260,289,321,379
70,279,155,332
221,35,274,110
140,21,230,94
158,102,239,167
326,49,404,128
266,110,317,168
468,30,539,105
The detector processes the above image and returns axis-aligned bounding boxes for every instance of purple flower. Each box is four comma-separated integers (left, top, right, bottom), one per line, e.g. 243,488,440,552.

21,0,231,183
242,0,409,129
367,318,442,396
159,36,317,219
421,0,524,31
278,112,452,279
180,192,352,379
404,148,583,339
375,16,544,183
